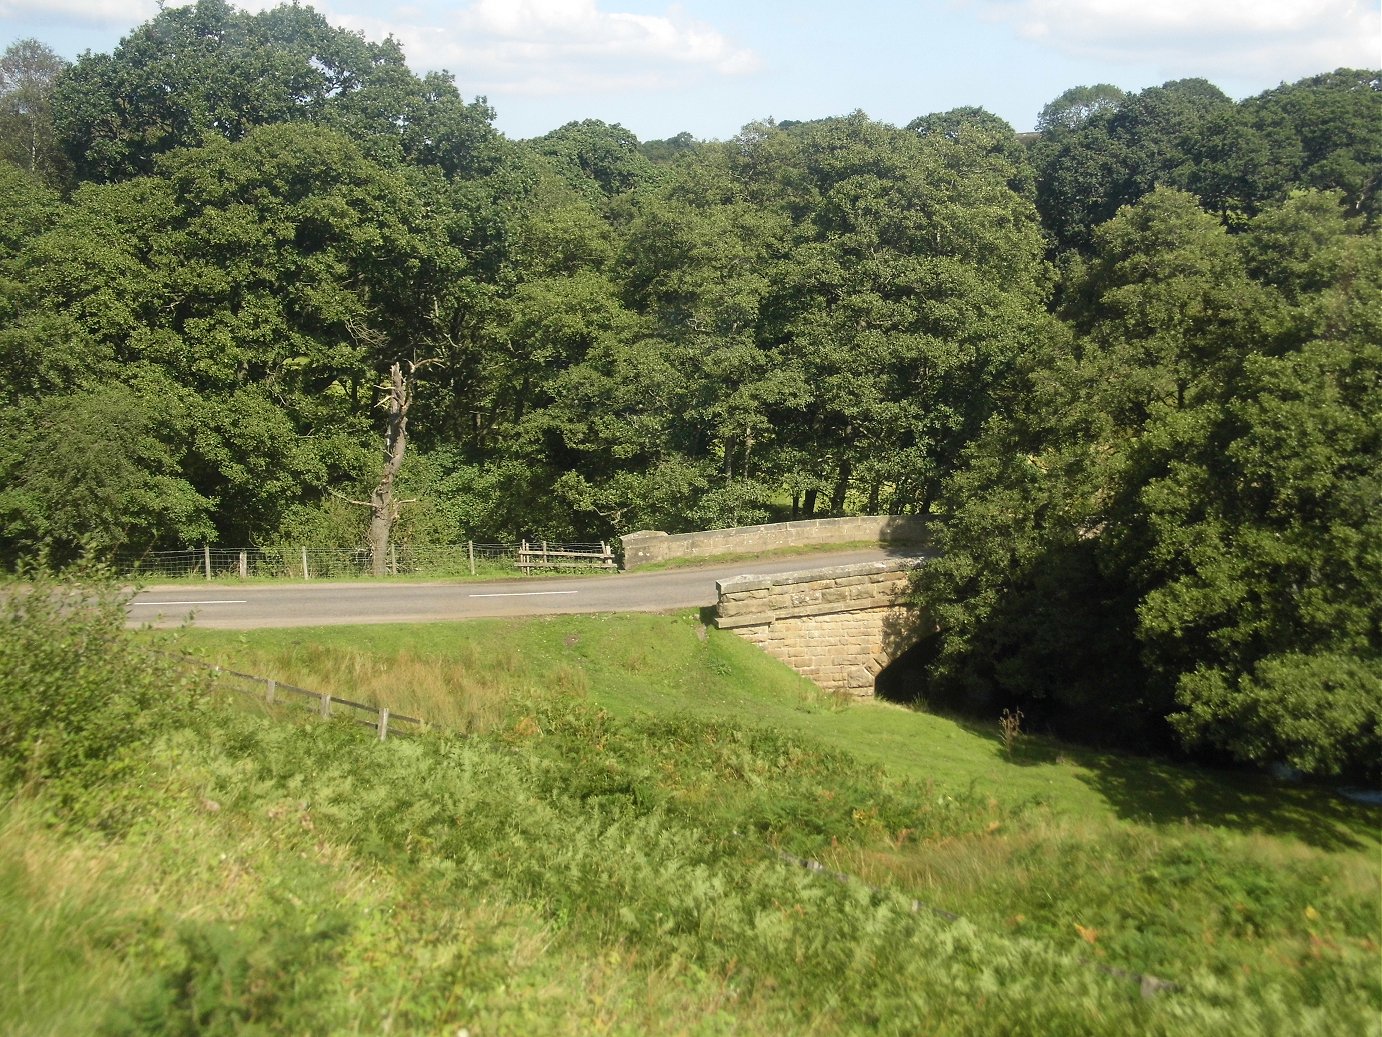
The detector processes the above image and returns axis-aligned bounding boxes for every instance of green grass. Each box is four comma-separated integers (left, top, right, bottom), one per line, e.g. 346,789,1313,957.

173,613,1379,852
169,613,1382,1007
0,762,807,1037
8,605,1378,1034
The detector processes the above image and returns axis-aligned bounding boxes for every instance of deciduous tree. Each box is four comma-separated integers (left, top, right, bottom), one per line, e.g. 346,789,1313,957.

0,38,70,186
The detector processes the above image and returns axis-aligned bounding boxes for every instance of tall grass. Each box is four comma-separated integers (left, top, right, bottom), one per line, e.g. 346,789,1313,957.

223,639,521,733
6,693,1378,1033
0,727,820,1037
8,601,1377,1033
175,615,1378,848
179,612,832,736
0,808,134,1035
172,615,1381,1021
157,699,1378,1034
823,813,1380,992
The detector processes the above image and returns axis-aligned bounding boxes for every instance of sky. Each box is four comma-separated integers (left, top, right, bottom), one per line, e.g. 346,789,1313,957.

3,0,1379,141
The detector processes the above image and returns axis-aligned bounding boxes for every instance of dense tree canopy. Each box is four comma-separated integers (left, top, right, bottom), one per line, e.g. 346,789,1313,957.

1,1,1377,775
913,188,1380,775
1030,74,1381,253
52,0,504,183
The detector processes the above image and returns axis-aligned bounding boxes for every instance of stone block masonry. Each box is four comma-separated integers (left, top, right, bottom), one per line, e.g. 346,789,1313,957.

710,558,930,697
620,515,929,570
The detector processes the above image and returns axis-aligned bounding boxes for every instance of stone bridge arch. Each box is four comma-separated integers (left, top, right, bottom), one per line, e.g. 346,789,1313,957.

709,558,931,696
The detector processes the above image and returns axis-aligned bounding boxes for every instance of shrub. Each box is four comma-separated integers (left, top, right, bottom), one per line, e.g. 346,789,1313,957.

0,564,202,798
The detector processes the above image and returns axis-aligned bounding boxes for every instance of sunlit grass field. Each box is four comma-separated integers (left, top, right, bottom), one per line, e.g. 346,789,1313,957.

176,612,1378,849
4,608,1377,1035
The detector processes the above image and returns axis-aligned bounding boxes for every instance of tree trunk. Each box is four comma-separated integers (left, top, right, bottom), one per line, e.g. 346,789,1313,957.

830,455,852,514
365,362,412,577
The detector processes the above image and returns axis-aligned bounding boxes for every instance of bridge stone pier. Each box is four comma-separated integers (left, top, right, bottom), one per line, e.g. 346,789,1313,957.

710,557,930,697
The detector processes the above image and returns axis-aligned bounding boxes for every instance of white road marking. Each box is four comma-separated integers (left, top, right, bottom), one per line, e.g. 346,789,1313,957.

467,590,579,599
130,600,249,606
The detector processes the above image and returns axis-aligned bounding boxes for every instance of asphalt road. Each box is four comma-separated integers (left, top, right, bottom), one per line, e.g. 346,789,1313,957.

126,547,917,630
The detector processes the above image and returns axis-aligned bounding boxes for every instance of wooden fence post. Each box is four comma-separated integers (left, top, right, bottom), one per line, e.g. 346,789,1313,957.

302,546,310,581
266,678,276,704
377,707,390,742
204,544,212,581
319,692,331,718
390,543,397,575
468,540,475,576
239,550,248,579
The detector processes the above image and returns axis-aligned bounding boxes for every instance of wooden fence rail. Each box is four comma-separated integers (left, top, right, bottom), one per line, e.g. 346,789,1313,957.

175,656,422,741
516,540,616,572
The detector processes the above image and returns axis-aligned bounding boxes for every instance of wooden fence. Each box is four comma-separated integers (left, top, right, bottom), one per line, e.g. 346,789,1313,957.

180,657,423,742
517,540,616,572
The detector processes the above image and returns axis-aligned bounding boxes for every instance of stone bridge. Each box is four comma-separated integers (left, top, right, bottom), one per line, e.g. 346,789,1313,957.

709,557,931,697
621,514,928,569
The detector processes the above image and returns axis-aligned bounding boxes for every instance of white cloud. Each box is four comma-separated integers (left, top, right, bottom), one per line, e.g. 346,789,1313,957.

332,1,760,96
0,0,158,23
972,0,1381,79
0,0,276,26
1,0,759,97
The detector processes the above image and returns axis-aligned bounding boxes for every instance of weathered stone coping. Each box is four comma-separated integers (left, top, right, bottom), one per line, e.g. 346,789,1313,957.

620,515,929,570
711,557,925,629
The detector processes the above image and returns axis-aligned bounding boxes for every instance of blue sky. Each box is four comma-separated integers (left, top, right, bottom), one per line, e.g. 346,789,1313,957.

5,1,1379,141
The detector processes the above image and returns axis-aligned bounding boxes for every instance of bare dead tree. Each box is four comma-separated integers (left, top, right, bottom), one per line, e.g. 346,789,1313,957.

337,359,436,576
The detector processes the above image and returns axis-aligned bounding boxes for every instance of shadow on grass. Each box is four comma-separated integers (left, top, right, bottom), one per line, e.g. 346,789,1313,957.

909,703,1378,853
998,729,1380,851
1068,751,1379,852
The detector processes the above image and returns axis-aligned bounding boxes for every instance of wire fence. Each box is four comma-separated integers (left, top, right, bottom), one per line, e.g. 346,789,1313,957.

176,655,423,741
114,541,617,581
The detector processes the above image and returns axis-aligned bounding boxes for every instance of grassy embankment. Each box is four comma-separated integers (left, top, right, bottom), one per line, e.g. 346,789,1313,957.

4,606,1378,1035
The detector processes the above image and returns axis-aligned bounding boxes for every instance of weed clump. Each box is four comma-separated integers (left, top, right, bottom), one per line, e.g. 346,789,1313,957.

1000,707,1025,756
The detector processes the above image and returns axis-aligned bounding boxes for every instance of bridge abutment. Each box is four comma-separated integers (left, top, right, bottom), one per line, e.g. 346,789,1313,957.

711,559,930,696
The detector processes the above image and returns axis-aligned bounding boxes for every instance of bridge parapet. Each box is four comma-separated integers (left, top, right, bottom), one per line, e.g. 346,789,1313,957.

711,558,929,696
621,515,928,570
